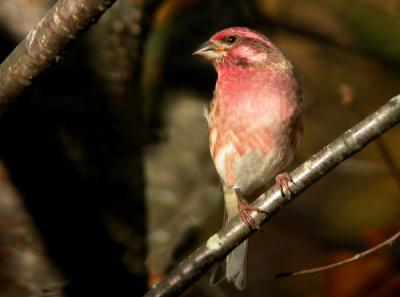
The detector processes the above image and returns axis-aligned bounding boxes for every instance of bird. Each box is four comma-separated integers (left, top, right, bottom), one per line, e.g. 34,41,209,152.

193,27,304,290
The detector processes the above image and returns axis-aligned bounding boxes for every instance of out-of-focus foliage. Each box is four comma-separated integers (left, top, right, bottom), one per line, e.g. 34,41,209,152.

0,162,66,296
0,0,54,41
255,0,400,63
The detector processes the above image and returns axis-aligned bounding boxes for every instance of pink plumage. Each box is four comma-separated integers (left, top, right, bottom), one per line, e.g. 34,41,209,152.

194,27,303,290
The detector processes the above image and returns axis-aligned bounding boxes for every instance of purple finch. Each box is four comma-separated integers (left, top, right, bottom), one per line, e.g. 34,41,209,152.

194,27,303,289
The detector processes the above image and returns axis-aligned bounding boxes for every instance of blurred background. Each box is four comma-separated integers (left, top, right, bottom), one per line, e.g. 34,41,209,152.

0,0,399,296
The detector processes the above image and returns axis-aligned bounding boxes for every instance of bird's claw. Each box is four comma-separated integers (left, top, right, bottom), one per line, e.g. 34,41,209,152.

275,172,295,202
236,195,268,230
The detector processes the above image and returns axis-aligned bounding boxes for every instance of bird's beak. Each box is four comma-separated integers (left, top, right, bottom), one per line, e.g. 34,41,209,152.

193,40,222,60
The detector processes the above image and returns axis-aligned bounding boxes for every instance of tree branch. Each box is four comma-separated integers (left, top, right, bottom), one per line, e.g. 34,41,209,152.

144,95,400,297
275,229,400,278
339,84,400,189
0,0,117,115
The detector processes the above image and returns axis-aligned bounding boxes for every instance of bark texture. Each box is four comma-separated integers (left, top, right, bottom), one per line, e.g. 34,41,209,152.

0,0,117,113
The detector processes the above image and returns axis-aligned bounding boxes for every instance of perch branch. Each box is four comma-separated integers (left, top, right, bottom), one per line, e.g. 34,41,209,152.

0,0,117,115
275,86,400,278
275,91,400,278
339,84,400,189
144,95,400,297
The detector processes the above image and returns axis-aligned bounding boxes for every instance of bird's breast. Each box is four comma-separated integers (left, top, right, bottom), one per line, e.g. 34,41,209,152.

208,67,302,194
210,123,287,194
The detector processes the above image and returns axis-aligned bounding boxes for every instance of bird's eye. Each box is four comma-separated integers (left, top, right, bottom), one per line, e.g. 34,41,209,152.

225,35,237,44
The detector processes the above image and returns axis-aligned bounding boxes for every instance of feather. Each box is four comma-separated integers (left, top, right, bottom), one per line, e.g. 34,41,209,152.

210,186,247,290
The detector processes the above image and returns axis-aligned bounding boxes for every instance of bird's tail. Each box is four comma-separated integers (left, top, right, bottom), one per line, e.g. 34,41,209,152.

211,186,247,290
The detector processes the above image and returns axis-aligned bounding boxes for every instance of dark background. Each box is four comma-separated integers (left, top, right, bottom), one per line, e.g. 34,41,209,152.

0,0,399,296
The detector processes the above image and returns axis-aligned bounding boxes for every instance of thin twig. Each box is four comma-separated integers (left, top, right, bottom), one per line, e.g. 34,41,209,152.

0,0,118,115
274,87,400,278
145,95,400,297
275,229,400,278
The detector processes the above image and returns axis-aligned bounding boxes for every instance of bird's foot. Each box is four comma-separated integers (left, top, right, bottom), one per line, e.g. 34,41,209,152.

235,190,267,230
275,172,295,202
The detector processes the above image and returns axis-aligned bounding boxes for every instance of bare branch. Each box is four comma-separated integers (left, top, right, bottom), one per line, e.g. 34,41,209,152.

0,0,117,115
144,95,400,297
275,229,400,278
273,88,400,278
339,84,400,189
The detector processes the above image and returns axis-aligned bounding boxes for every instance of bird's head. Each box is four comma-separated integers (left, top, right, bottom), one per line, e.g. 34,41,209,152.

194,27,289,70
